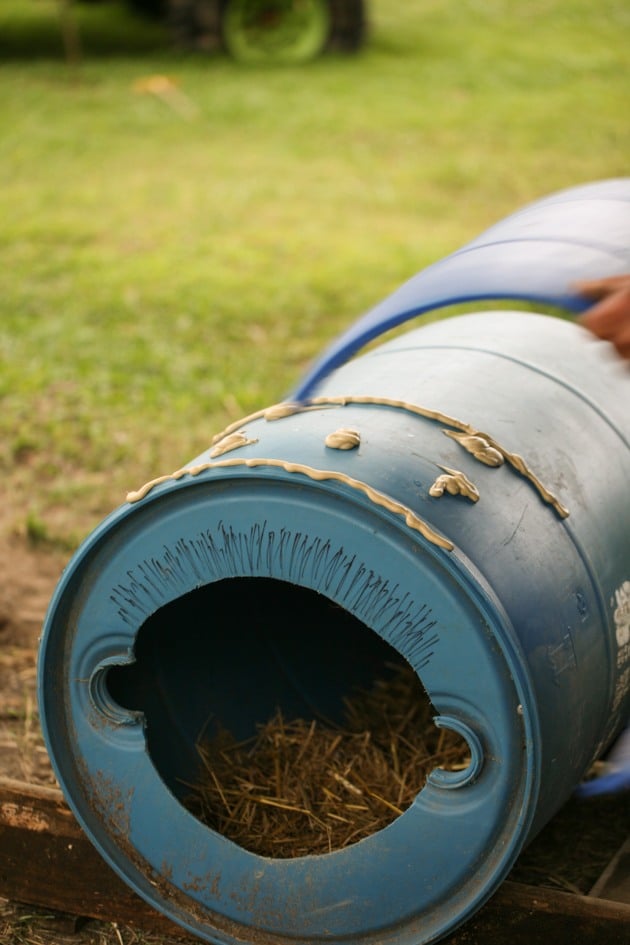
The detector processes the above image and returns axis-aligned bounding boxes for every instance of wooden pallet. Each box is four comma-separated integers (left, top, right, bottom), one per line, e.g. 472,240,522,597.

1,776,629,944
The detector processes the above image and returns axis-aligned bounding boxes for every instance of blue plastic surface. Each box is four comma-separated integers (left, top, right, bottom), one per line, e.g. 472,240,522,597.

293,178,630,399
40,479,537,943
38,181,630,945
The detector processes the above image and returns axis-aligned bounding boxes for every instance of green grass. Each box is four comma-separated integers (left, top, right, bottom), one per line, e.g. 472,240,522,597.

1,0,629,544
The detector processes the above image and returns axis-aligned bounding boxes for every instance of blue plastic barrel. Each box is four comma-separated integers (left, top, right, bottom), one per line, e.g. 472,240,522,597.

38,180,630,945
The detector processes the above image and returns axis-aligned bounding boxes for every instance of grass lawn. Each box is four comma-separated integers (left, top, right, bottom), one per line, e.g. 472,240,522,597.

1,0,628,546
0,7,629,944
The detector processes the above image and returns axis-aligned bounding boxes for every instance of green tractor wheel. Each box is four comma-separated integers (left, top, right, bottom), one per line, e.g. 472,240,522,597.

221,0,332,64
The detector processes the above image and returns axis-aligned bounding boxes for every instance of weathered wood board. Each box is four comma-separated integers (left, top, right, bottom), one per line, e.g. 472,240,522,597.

1,776,629,944
590,835,630,907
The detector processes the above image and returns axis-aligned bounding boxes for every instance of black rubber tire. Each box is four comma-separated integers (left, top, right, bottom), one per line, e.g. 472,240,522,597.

220,0,332,64
326,0,366,53
166,0,225,50
156,0,368,56
126,0,168,19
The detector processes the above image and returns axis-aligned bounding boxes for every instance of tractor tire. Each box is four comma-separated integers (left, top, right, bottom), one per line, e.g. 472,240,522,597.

126,0,167,18
220,0,332,64
326,0,366,53
166,0,225,51
163,0,367,59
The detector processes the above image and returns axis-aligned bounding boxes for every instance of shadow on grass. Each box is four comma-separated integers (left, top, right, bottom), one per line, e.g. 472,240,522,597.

0,0,175,63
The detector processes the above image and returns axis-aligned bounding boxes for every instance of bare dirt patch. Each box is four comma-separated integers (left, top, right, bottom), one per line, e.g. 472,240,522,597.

0,536,65,786
0,535,190,943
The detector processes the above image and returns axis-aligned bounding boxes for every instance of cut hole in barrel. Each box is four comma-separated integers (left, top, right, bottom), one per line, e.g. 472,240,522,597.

106,578,470,857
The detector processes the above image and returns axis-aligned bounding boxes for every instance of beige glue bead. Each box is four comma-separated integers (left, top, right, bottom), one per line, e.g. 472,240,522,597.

325,428,361,450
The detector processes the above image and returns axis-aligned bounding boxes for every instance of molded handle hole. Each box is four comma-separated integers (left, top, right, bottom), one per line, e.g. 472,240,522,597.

427,716,483,789
89,659,144,726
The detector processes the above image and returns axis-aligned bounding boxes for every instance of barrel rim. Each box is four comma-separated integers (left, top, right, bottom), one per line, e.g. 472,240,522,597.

39,472,541,945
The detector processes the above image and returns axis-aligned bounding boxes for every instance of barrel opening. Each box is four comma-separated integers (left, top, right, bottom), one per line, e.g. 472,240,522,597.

106,577,469,856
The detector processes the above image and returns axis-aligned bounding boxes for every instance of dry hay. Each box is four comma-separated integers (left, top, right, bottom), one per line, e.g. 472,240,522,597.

184,663,470,857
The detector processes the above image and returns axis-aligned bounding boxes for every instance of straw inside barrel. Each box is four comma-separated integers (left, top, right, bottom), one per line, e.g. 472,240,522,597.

184,663,470,857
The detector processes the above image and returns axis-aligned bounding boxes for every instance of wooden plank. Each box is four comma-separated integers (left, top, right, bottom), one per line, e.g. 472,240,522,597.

0,776,184,936
453,882,630,945
590,835,630,906
2,776,630,944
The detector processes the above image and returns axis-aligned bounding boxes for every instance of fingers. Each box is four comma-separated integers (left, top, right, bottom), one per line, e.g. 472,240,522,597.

574,274,630,300
580,301,630,359
610,324,630,359
577,275,630,360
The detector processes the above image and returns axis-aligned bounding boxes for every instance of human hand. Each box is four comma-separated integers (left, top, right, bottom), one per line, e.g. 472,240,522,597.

575,722,630,798
576,274,630,359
